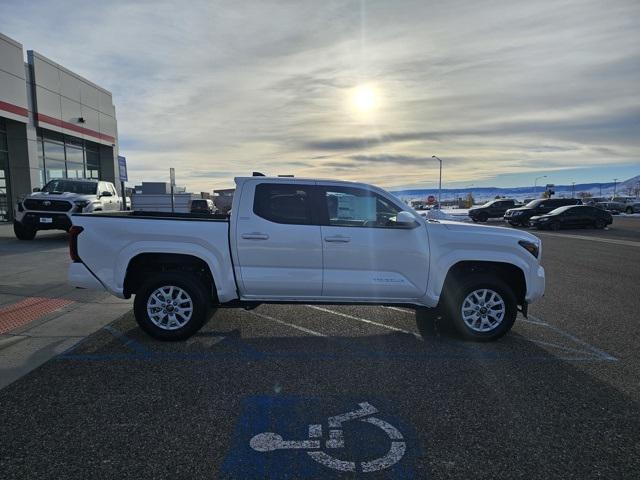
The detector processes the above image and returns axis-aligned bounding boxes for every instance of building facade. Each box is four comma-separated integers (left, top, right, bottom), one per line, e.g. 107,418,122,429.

0,32,119,222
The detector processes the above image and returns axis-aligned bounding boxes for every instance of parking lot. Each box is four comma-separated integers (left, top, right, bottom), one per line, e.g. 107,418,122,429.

1,217,639,479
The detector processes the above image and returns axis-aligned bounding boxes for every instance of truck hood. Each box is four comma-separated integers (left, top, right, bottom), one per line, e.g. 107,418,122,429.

437,220,540,243
26,191,95,202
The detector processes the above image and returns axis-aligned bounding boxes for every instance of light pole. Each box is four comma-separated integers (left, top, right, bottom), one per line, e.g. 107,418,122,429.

534,175,547,197
613,178,618,198
432,155,443,209
571,182,575,198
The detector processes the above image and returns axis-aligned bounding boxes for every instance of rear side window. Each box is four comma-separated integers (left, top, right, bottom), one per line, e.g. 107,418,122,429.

253,183,313,225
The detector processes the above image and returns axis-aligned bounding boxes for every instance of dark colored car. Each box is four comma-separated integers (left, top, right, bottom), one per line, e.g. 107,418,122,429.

190,199,215,214
504,198,581,226
595,201,625,215
468,198,518,222
530,205,612,230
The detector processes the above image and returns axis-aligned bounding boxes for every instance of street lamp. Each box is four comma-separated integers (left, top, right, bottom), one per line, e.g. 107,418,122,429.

534,175,547,196
432,155,443,209
613,178,618,198
571,182,576,198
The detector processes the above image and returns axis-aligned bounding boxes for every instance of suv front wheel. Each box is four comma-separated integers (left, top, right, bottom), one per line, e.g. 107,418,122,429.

13,221,37,240
443,274,517,341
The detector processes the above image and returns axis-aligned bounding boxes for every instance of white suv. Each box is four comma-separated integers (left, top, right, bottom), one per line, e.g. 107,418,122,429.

14,179,121,240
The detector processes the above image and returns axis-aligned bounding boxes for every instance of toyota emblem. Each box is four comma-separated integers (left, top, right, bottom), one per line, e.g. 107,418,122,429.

43,201,51,206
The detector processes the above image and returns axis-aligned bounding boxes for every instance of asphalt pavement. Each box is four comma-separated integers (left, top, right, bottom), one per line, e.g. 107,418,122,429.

1,217,639,479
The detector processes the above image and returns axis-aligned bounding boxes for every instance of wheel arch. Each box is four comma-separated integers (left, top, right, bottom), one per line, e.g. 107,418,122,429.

123,252,217,303
439,260,527,308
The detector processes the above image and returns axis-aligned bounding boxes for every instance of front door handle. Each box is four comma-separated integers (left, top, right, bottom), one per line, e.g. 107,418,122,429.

324,235,351,243
241,232,270,240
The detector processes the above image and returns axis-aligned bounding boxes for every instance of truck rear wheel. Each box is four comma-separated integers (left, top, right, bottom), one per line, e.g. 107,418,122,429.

133,272,212,341
444,274,517,341
13,221,37,240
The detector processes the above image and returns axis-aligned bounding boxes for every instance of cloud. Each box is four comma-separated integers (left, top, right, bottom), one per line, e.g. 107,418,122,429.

1,0,638,191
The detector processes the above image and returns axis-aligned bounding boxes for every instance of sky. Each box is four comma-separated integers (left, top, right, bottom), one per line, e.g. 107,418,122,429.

1,0,639,191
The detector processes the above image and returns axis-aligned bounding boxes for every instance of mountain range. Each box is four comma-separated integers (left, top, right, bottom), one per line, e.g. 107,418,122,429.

392,174,640,201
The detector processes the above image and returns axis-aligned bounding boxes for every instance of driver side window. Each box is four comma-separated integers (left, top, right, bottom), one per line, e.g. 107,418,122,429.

322,186,403,228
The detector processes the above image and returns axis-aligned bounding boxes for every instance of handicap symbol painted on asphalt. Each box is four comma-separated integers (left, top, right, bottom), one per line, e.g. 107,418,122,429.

220,396,419,479
250,402,406,473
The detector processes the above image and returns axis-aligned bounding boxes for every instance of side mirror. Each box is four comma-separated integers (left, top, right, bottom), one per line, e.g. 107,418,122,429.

32,187,41,192
100,191,112,197
395,211,416,225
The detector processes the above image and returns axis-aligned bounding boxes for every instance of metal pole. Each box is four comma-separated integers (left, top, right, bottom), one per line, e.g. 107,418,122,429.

613,178,618,198
571,182,575,198
534,175,547,196
170,184,175,213
121,181,126,210
432,155,442,209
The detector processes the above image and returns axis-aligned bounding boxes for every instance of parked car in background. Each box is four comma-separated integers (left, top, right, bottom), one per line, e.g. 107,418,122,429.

468,199,519,222
625,201,640,214
14,179,122,240
595,201,625,215
504,198,581,226
582,197,606,206
190,199,215,214
530,205,612,230
611,197,640,214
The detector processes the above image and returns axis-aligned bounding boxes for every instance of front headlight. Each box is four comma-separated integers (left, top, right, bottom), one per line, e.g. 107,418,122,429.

518,240,540,258
538,217,550,222
74,200,90,209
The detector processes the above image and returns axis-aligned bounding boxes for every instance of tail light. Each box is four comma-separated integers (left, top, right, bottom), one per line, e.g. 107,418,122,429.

69,226,84,262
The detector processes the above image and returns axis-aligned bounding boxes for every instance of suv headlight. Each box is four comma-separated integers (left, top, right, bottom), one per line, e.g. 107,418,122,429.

74,200,90,208
518,240,540,258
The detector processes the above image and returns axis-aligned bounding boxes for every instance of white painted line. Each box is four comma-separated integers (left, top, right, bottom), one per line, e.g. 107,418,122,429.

528,314,618,361
307,306,422,340
384,306,414,315
527,339,603,358
248,311,326,337
535,231,640,248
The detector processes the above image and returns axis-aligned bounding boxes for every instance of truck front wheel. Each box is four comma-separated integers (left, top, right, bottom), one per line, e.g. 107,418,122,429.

444,274,517,341
13,221,37,240
133,272,213,341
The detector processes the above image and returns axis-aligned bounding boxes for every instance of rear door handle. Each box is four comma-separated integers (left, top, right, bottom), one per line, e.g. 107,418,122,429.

241,232,270,240
324,235,351,243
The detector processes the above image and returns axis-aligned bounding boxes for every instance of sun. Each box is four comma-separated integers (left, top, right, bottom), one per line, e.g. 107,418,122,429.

351,84,378,113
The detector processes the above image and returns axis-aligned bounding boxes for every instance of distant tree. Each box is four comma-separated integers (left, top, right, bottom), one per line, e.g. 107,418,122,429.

542,190,551,198
578,191,593,199
465,192,475,208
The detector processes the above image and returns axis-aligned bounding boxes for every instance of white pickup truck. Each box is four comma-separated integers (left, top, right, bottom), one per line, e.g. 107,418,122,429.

14,178,122,240
68,176,545,341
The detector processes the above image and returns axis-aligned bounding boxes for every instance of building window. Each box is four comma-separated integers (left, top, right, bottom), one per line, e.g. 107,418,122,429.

0,118,11,221
37,128,103,184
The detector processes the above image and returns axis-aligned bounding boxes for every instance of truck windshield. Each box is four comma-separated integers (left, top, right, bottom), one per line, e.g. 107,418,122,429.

41,180,98,195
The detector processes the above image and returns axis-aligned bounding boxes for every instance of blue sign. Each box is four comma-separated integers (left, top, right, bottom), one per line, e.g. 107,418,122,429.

118,156,128,182
220,396,419,479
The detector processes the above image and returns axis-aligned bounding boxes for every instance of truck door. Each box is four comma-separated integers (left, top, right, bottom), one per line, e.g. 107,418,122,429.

235,181,323,298
318,185,429,300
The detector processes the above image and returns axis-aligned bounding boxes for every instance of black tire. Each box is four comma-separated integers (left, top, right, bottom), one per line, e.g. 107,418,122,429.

507,221,519,227
549,221,561,231
594,219,606,229
13,221,37,240
477,212,488,222
415,307,456,338
133,272,213,341
443,274,517,341
625,207,633,214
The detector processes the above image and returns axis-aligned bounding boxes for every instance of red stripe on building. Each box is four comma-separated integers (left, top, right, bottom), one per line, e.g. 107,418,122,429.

0,297,75,334
37,113,116,144
0,100,29,117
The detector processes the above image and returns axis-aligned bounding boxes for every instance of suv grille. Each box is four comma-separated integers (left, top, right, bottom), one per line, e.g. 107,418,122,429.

23,199,73,212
